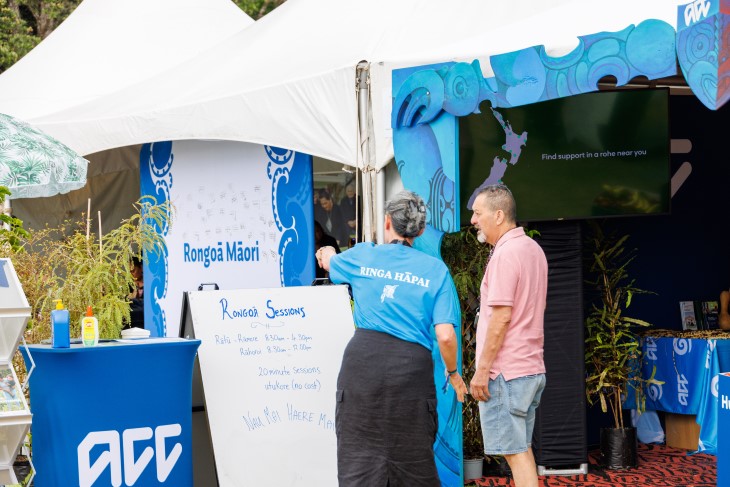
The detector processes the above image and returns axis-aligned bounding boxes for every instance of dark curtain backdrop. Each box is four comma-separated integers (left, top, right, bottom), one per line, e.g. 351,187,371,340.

531,220,587,468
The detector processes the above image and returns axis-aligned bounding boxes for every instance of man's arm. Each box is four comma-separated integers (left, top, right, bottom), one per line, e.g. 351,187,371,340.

470,305,512,401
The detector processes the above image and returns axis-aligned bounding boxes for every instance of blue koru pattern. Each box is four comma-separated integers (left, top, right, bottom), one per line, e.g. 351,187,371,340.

393,19,677,127
140,142,173,337
676,0,730,110
265,146,314,287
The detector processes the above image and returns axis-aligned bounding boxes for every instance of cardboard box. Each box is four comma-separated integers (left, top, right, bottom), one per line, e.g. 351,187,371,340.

665,412,700,450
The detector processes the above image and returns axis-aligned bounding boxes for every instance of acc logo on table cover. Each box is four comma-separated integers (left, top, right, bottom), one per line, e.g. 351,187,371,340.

673,338,692,356
77,424,182,487
677,373,690,406
645,338,658,361
711,375,720,398
648,382,663,401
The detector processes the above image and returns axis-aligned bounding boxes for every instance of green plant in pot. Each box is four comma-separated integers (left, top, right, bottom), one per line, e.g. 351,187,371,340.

442,227,489,478
583,222,659,469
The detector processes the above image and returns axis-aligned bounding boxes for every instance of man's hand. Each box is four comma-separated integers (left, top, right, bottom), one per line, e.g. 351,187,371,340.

470,367,491,402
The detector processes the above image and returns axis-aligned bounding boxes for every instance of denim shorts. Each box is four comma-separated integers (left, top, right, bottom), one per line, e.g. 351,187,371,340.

478,373,546,455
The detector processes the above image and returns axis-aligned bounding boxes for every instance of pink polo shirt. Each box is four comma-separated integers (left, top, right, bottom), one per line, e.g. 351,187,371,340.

476,226,547,381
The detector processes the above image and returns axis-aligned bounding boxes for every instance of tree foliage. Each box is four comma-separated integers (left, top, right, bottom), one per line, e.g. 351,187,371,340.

0,0,40,73
0,186,29,251
233,0,286,19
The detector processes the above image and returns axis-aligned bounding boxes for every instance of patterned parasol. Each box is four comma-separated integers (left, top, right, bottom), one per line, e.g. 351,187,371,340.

0,112,88,198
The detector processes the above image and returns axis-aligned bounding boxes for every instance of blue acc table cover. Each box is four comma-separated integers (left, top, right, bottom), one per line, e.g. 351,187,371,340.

641,337,730,414
26,338,200,487
639,336,730,455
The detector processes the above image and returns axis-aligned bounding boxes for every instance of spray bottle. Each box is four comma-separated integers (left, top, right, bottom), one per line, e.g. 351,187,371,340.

81,306,99,347
51,299,70,348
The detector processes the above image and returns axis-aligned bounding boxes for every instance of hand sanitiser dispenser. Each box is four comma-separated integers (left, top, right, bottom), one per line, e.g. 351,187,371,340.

51,299,70,348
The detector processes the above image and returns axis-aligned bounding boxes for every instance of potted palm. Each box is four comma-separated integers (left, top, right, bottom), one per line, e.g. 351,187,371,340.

583,222,658,469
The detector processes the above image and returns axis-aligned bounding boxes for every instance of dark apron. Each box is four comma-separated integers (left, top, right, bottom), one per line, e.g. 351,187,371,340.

336,328,439,487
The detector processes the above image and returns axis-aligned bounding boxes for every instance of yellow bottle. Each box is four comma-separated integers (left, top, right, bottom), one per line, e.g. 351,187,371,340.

81,306,99,347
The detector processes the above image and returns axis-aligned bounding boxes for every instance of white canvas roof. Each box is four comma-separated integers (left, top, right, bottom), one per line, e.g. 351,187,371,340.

0,0,252,120
0,0,680,170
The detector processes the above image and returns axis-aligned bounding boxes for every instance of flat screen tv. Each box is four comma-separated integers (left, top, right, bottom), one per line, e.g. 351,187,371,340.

459,89,671,223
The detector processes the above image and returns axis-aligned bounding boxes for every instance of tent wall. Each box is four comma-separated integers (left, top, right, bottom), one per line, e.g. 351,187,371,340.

12,145,142,235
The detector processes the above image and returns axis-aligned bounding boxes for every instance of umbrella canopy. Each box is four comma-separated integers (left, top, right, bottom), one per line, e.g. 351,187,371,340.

0,113,88,198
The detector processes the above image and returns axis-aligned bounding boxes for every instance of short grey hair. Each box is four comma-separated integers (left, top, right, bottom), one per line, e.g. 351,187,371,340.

475,184,517,223
385,190,427,238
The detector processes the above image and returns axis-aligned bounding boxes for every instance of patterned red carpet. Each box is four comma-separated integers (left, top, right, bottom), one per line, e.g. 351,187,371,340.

473,443,716,487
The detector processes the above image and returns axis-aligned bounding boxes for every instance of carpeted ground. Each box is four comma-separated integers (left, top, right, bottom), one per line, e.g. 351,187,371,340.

471,443,716,487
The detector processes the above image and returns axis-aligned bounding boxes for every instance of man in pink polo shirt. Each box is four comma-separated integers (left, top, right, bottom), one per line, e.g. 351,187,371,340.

469,183,548,487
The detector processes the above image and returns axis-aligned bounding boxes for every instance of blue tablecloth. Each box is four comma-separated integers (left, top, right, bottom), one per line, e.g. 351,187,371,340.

26,338,200,487
641,337,730,414
639,336,730,455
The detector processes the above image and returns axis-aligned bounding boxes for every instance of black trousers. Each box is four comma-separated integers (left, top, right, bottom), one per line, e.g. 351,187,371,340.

335,328,439,487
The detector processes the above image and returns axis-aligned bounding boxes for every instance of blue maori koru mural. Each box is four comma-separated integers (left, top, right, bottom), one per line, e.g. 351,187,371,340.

139,141,174,337
392,19,677,259
676,0,730,110
265,146,314,287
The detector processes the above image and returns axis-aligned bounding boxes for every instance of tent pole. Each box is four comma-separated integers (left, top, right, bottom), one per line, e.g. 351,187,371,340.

376,170,384,243
356,61,376,243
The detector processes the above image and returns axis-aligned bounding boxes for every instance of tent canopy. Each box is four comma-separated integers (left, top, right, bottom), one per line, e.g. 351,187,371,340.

0,0,681,169
0,0,252,120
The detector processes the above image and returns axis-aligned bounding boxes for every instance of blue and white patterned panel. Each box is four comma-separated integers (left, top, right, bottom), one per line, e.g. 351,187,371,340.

140,141,173,338
676,0,730,110
265,146,315,287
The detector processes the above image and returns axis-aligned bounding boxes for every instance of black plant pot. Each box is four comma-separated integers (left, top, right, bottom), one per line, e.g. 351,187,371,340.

600,427,638,469
13,459,32,485
483,455,511,477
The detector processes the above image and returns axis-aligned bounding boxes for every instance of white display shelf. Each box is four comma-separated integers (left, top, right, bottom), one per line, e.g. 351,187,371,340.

0,465,18,485
0,258,34,482
0,413,31,465
0,260,29,308
0,309,30,365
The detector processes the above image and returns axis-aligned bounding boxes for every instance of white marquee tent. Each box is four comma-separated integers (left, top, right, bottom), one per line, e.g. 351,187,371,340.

0,0,253,231
0,0,683,237
0,0,253,119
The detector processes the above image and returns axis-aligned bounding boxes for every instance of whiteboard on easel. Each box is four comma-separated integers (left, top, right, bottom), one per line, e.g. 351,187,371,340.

188,285,355,487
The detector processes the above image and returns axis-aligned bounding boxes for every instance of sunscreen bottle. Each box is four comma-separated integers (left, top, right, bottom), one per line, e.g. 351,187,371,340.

81,306,99,347
51,299,70,348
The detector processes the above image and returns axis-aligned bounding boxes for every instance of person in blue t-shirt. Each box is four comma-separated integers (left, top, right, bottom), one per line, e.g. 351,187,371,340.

317,190,467,487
